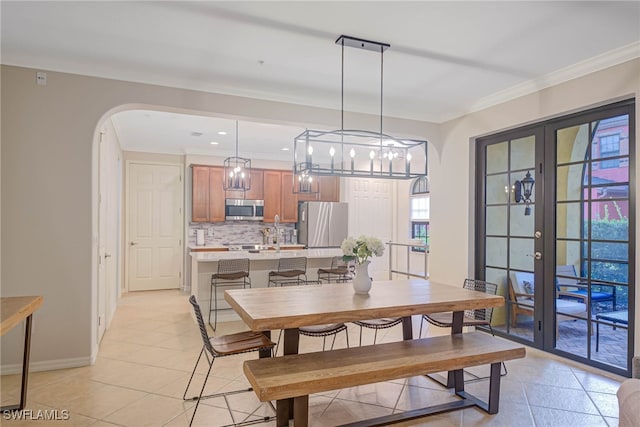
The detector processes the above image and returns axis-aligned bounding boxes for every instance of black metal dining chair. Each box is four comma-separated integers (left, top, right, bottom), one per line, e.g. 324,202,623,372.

183,296,276,427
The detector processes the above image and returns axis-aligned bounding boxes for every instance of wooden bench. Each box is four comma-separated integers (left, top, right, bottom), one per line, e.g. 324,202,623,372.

244,331,526,427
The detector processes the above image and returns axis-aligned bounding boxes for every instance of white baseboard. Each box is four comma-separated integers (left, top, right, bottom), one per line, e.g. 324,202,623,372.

0,356,93,375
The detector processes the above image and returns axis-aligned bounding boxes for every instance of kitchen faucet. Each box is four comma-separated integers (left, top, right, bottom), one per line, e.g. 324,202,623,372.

274,214,281,252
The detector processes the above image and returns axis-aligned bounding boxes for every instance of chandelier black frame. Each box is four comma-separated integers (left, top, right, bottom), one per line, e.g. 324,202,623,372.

223,121,251,192
293,35,428,184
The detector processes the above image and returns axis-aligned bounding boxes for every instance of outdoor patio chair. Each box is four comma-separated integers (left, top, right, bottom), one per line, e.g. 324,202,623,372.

556,264,616,311
508,271,589,335
183,296,275,427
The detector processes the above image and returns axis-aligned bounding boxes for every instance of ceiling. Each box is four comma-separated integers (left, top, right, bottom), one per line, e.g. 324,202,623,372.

2,1,639,158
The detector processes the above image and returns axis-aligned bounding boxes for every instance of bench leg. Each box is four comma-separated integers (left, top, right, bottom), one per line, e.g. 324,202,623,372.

294,395,309,427
487,362,502,414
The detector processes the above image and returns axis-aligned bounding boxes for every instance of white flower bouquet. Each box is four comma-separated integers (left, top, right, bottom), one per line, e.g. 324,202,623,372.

341,235,385,265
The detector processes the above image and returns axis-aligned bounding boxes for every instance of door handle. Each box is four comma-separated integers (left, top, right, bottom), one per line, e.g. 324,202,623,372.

526,252,543,260
130,242,138,246
104,253,112,258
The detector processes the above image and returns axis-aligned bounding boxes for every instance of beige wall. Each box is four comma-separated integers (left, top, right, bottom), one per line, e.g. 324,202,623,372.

429,58,640,356
0,65,436,370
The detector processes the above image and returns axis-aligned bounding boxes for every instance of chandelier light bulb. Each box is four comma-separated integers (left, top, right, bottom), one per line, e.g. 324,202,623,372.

349,148,356,158
406,153,412,161
369,150,376,159
308,145,314,155
329,146,335,157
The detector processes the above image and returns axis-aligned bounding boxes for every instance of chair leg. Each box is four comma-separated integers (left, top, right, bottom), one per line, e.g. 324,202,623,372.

208,281,214,329
418,316,426,338
183,346,206,401
358,325,364,347
189,356,215,427
274,330,283,356
345,329,349,348
373,329,378,344
213,283,218,331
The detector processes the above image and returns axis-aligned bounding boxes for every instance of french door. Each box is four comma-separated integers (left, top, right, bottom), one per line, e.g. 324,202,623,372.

476,99,635,376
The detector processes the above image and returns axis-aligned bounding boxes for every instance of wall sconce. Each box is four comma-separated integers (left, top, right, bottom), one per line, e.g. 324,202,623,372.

514,170,535,216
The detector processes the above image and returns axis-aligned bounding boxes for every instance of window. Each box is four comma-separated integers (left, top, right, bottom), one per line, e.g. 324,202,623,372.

599,134,620,169
410,176,429,252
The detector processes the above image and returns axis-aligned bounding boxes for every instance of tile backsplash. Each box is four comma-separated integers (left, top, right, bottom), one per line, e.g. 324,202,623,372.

188,222,296,246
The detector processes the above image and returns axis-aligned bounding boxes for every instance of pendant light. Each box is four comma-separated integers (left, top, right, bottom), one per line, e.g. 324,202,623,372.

223,121,251,192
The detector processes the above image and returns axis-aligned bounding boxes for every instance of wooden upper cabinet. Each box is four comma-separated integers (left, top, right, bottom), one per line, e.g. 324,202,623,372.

191,165,225,223
263,170,281,223
318,176,340,202
192,166,210,222
225,169,264,200
208,167,225,222
280,171,298,223
296,175,340,202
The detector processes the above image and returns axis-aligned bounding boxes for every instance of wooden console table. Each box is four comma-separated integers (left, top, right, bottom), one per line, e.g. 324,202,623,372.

1,296,43,412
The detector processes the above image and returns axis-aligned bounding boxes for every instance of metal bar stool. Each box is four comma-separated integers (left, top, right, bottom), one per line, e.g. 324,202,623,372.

184,296,275,427
317,256,354,283
268,257,307,287
209,258,251,330
419,278,508,382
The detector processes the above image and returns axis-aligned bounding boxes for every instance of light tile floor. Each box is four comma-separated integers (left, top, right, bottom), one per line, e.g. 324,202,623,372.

1,290,626,426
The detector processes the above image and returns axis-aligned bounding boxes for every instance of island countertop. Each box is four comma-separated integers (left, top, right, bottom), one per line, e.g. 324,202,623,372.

190,247,342,262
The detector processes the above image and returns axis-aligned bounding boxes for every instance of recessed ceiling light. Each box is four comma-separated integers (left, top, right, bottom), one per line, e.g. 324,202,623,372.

210,141,219,145
217,131,227,135
281,147,289,151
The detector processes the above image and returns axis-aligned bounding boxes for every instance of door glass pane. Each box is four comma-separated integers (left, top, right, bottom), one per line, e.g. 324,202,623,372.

509,238,534,271
556,164,588,202
510,205,534,236
556,202,582,239
486,206,507,235
557,123,589,164
486,237,507,268
511,135,535,170
486,141,508,173
486,174,509,204
485,267,508,328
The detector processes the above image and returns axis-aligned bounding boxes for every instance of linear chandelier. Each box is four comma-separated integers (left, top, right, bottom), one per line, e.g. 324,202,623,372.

293,35,428,184
223,121,251,192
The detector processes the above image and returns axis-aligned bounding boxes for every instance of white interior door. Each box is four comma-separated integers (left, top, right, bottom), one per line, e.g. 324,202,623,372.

97,135,108,341
127,163,183,291
345,178,393,279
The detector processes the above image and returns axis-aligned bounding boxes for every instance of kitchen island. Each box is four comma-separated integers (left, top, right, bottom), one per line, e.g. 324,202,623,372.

190,248,343,323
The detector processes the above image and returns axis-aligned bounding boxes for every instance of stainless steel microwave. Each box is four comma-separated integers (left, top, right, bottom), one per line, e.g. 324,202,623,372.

225,199,264,221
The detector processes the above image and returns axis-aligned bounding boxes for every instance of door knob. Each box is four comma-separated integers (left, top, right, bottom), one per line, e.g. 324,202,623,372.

534,252,542,260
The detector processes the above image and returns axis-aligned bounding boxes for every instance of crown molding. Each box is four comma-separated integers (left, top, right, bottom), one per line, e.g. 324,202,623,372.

467,41,640,117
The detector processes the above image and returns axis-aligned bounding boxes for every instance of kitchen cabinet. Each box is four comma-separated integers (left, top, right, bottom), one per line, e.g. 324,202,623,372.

297,176,340,202
192,166,211,222
208,167,225,222
264,170,298,223
280,171,298,223
191,166,224,223
225,169,264,200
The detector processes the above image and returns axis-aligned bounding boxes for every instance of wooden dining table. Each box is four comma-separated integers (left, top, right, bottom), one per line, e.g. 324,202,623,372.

1,296,44,412
225,279,505,422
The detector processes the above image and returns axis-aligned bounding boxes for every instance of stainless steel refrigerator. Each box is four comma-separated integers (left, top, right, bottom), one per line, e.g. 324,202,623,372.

298,202,348,248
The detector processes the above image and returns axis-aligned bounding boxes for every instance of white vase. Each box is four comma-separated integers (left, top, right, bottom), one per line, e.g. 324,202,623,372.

352,260,372,294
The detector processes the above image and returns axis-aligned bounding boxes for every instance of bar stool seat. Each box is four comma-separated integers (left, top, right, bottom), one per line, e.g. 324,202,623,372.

209,258,251,331
268,257,307,287
317,256,354,283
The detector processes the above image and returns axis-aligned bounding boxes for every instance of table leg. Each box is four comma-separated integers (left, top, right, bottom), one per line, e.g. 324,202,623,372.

447,311,465,389
259,330,272,358
402,316,413,340
1,314,34,412
283,328,300,421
